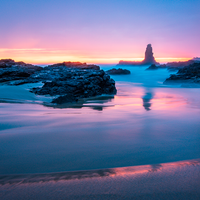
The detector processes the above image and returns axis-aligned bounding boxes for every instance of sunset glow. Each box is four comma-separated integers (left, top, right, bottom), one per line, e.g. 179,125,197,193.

0,48,193,65
0,0,199,65
0,1,200,198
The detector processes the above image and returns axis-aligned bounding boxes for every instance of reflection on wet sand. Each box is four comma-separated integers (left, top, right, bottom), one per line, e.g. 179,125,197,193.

43,95,115,111
0,159,199,185
142,88,154,111
0,95,115,111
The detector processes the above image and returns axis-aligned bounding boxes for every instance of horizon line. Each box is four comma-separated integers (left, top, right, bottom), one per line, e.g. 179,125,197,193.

0,57,193,65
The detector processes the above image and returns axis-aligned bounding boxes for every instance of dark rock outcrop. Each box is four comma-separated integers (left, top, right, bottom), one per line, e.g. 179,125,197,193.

145,64,159,70
31,67,116,104
161,60,197,69
106,68,131,75
0,59,117,104
118,44,159,66
143,44,158,65
48,62,100,70
147,60,200,71
164,63,200,84
0,59,42,83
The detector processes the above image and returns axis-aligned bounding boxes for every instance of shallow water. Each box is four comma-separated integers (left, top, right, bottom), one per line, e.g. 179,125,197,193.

0,65,200,175
1,160,200,200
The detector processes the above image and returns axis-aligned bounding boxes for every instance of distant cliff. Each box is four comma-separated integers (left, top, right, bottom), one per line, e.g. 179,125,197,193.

118,44,159,66
162,60,197,68
192,57,200,61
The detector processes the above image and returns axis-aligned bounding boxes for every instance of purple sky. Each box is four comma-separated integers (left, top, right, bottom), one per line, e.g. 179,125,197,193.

0,0,200,64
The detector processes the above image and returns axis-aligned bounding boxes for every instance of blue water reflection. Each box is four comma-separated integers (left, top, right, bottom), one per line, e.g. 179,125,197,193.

142,88,154,111
0,65,199,175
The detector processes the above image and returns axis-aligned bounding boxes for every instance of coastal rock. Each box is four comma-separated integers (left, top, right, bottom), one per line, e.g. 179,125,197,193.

31,67,117,104
106,68,131,75
0,59,42,83
47,62,100,70
145,64,159,70
147,59,200,71
162,60,197,69
164,63,200,84
31,67,116,103
118,44,159,66
0,59,117,104
143,44,158,65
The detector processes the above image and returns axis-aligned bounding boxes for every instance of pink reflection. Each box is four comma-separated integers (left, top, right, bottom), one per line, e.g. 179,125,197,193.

0,159,199,185
112,159,200,177
113,86,190,113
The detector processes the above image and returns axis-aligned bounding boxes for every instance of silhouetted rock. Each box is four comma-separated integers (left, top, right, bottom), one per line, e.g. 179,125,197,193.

164,63,200,84
48,62,100,70
106,68,131,75
162,60,196,69
146,64,159,70
0,59,42,83
0,59,117,104
192,57,200,61
118,44,159,66
31,67,117,103
149,59,200,71
143,44,158,65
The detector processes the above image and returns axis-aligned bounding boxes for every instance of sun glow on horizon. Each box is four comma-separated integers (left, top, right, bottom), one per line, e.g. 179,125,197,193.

0,48,193,65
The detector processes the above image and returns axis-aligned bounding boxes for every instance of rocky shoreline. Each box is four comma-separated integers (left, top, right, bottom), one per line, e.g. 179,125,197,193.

106,68,131,75
0,59,117,104
164,62,200,85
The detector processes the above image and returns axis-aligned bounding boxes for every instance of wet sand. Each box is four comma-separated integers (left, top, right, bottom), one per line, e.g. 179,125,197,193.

0,159,200,200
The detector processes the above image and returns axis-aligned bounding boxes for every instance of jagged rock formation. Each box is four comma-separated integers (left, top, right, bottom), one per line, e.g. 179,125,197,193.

0,59,117,104
106,68,131,75
0,59,42,83
164,63,200,84
143,44,158,65
118,44,159,66
31,67,116,104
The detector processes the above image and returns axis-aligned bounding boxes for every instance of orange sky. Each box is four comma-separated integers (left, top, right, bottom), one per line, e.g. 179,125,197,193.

0,48,192,65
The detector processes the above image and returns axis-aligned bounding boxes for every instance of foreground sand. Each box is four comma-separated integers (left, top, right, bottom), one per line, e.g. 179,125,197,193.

0,159,199,200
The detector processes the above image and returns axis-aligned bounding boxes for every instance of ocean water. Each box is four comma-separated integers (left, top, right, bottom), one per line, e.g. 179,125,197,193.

0,65,200,175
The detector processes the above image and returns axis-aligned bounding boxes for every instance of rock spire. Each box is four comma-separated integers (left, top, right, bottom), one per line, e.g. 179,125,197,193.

118,44,159,66
143,44,158,65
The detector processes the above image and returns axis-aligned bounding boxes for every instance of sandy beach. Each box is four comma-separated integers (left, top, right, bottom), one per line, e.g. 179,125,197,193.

0,159,200,200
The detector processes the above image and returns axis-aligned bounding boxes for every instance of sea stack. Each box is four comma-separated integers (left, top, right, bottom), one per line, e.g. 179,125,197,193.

143,44,158,65
118,44,159,66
